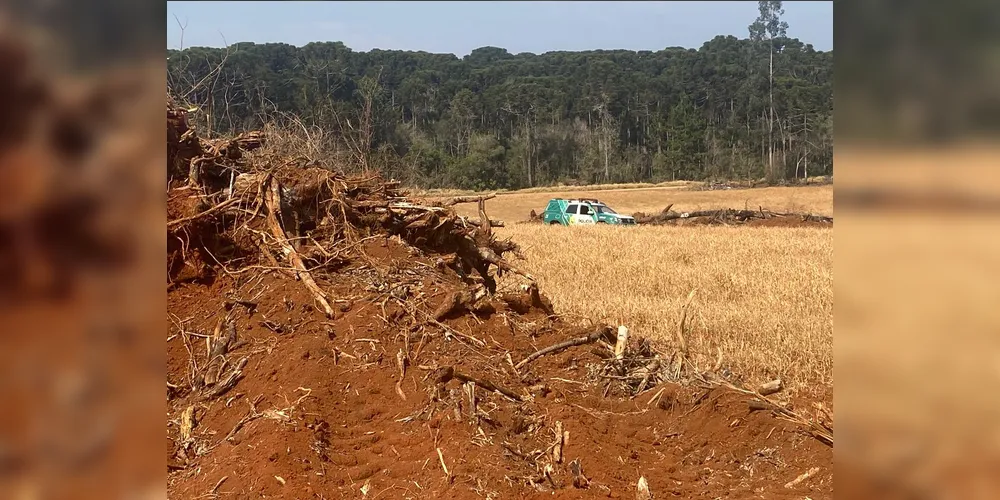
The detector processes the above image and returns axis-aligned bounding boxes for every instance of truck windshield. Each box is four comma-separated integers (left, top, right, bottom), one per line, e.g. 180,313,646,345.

594,205,617,215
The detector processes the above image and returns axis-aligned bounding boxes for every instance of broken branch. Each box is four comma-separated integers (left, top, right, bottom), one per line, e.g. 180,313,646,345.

264,177,335,318
434,366,523,402
784,467,820,488
515,326,614,370
434,193,498,207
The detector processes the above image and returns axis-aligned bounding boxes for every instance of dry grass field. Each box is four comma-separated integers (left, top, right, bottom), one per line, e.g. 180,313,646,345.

453,183,833,223
459,184,834,392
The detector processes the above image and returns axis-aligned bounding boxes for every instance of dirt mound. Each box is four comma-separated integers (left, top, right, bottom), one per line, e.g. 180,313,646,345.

167,102,833,499
634,205,833,228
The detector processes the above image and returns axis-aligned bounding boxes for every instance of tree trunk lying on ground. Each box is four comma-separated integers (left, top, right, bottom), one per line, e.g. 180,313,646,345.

632,206,832,226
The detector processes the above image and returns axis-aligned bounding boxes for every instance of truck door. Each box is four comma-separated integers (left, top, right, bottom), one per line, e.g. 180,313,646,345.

565,204,578,225
566,204,593,225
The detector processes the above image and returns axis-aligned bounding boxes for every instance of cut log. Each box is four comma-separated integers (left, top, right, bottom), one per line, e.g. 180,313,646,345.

462,217,505,228
614,326,629,360
759,379,783,396
433,193,497,207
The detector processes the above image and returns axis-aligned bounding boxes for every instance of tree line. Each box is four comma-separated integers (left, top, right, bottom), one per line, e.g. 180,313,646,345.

168,2,831,190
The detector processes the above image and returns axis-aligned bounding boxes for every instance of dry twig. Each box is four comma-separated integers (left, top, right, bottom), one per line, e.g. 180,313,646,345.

263,176,335,317
515,326,614,370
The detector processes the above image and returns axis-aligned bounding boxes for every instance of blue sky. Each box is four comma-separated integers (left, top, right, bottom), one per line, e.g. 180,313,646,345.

167,1,832,55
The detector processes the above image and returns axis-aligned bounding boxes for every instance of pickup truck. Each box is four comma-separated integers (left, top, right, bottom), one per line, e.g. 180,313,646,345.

541,198,636,226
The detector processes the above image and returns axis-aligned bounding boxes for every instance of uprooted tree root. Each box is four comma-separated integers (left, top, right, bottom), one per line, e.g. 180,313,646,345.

167,101,832,499
167,101,529,298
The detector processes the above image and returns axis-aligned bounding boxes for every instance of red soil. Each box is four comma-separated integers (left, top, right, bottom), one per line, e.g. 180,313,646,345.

167,237,832,499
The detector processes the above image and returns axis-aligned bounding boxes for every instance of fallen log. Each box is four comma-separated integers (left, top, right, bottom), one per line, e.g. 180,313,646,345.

633,205,833,226
434,193,497,207
462,217,505,228
515,326,615,370
636,208,761,224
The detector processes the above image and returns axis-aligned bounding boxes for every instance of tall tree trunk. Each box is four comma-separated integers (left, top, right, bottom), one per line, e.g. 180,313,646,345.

761,111,767,175
604,139,610,182
803,113,809,180
768,42,774,181
527,123,533,187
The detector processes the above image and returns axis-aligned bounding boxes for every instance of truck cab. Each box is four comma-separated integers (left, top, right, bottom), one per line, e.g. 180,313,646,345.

541,198,636,226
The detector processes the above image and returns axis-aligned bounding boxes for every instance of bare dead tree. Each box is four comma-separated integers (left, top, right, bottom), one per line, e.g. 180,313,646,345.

172,13,187,50
168,34,233,139
331,67,384,174
595,92,617,183
358,68,382,173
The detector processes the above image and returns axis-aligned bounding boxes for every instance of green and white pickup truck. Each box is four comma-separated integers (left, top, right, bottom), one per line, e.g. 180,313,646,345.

541,198,637,226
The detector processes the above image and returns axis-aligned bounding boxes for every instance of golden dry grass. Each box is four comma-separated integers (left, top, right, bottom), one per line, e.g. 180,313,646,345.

467,183,835,392
453,184,833,223
496,224,832,391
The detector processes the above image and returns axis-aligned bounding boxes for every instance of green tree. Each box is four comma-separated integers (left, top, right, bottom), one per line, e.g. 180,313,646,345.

749,0,789,182
167,18,832,189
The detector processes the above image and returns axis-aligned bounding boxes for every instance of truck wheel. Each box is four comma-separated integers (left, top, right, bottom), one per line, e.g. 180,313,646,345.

549,220,561,225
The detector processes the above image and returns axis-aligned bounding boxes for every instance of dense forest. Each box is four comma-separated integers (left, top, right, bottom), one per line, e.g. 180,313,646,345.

168,1,832,190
